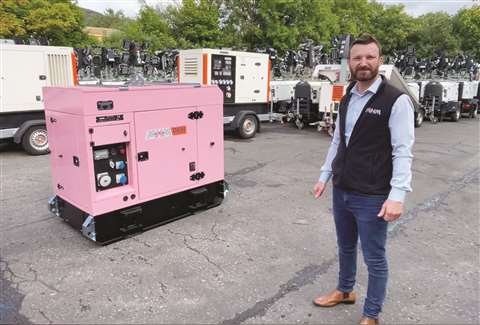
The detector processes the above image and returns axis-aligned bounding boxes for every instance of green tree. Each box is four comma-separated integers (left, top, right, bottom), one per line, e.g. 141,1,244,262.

105,6,176,50
366,4,417,55
332,0,375,36
0,10,26,37
217,0,262,49
0,0,94,47
453,6,480,59
164,0,222,48
256,0,338,53
408,12,459,57
218,0,338,53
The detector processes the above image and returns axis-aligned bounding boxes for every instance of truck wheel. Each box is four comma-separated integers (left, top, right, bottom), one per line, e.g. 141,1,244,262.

415,109,424,128
238,115,258,139
21,125,50,155
451,107,461,122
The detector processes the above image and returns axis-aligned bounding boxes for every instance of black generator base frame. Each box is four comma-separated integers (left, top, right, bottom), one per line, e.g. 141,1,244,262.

50,180,226,245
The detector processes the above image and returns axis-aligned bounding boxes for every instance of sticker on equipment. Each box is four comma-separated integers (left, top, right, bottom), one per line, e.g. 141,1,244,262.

146,126,186,140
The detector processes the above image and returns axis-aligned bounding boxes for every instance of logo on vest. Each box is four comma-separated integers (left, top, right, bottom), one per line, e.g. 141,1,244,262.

365,107,381,116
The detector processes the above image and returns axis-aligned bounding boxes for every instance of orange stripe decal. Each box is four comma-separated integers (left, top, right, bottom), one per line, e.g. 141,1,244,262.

176,56,180,83
71,52,79,85
267,59,271,102
202,53,208,85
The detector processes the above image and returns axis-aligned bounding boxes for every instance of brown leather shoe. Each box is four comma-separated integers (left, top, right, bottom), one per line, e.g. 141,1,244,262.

312,289,356,307
359,316,379,324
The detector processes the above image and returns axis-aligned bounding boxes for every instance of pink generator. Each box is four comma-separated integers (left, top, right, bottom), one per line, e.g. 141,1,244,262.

43,84,226,244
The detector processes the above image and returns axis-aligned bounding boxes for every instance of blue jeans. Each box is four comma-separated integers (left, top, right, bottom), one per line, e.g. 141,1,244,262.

332,186,389,319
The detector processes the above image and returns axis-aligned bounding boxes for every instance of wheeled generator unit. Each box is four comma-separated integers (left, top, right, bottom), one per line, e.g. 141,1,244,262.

289,80,333,128
422,81,461,122
177,49,273,138
44,84,226,244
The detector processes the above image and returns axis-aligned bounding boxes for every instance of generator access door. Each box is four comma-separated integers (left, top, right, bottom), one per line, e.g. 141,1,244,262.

236,55,268,103
134,107,197,200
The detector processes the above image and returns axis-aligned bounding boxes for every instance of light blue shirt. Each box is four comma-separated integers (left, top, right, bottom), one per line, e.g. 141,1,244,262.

319,76,415,202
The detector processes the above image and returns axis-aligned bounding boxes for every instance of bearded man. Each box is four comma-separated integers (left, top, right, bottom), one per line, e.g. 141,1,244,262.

312,34,415,325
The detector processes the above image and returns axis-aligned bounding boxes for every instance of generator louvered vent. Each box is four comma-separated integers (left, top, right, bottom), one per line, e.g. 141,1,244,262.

47,53,72,86
183,57,199,76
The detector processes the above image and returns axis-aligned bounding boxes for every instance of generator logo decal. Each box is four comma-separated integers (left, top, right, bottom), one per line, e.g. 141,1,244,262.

146,126,187,140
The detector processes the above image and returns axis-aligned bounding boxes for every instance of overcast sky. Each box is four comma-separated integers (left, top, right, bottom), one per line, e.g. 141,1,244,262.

76,0,477,18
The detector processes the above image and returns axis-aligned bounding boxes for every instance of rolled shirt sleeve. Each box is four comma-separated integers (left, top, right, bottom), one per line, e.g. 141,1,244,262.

388,94,415,202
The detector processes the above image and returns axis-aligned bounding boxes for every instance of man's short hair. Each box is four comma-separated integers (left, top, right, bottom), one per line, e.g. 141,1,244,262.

350,34,382,56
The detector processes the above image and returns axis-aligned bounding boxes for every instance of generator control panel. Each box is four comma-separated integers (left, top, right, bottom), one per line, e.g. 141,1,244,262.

93,143,129,191
210,54,236,104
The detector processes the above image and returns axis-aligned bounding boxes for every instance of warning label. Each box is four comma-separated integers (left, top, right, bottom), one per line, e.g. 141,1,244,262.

146,126,187,140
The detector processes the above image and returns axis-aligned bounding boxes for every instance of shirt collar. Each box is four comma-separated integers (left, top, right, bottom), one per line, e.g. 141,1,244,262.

350,75,382,96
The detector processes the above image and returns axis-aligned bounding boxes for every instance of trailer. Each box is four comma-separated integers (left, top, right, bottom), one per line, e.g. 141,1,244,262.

422,81,461,122
286,80,333,128
270,79,299,113
269,78,343,136
177,49,279,139
0,43,77,154
458,80,479,118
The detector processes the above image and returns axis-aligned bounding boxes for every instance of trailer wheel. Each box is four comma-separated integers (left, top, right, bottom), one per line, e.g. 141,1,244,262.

327,123,335,137
451,107,461,122
238,115,258,139
21,125,50,155
414,109,424,128
295,119,304,130
471,106,478,119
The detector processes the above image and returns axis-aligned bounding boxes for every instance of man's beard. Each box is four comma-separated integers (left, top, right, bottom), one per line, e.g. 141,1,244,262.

351,66,379,81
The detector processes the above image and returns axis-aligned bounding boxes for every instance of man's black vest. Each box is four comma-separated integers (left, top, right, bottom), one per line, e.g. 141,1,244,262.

332,76,404,195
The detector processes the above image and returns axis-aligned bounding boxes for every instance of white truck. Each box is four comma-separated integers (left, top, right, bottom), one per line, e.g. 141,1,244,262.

0,43,77,154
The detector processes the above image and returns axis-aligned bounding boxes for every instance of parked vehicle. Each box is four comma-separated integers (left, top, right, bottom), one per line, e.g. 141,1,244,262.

422,81,461,122
0,43,77,155
177,49,278,139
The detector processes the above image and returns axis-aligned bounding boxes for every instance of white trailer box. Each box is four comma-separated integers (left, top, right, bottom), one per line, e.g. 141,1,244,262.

0,43,76,154
312,64,342,83
438,81,460,102
459,81,480,100
178,49,271,138
309,81,334,108
270,80,299,103
458,80,480,117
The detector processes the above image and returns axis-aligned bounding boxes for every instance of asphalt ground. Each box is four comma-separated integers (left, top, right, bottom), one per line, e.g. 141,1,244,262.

1,117,479,324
